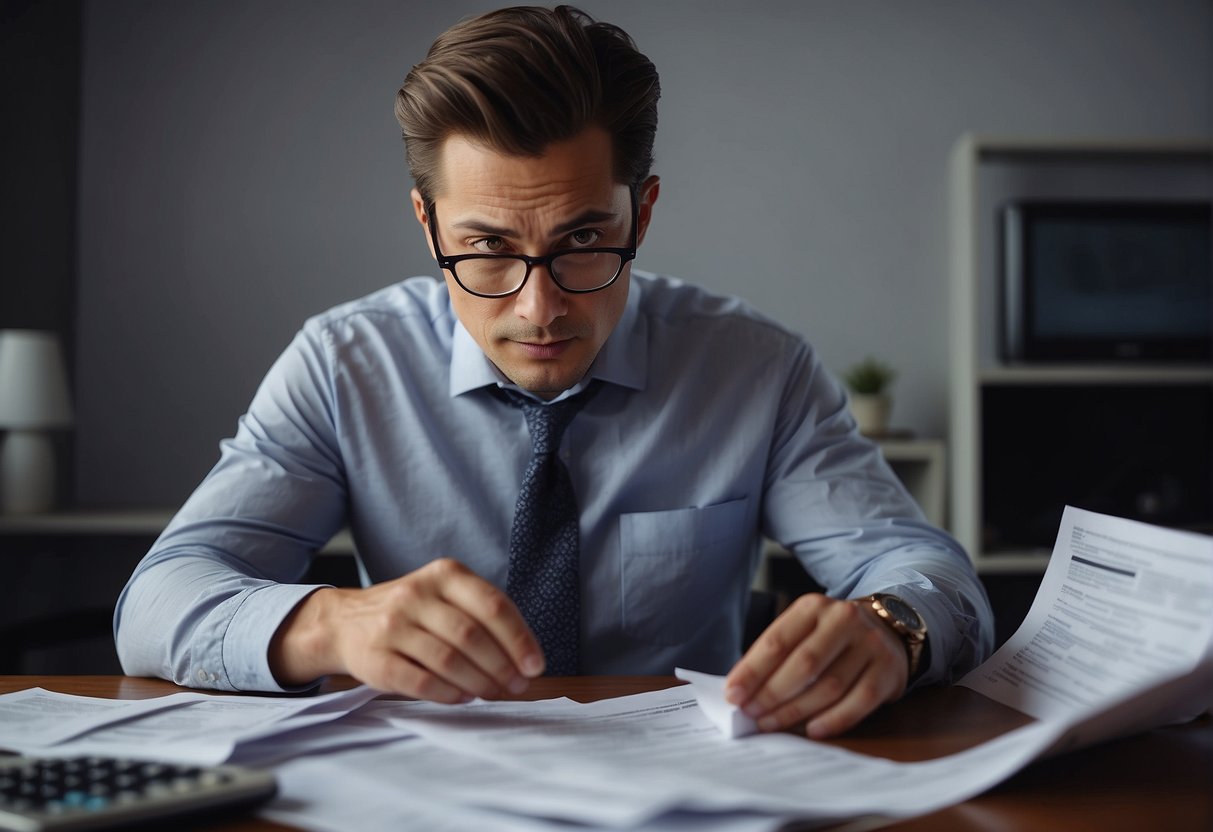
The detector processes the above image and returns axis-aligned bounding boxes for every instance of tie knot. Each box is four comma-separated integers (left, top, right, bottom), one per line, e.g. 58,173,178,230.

501,385,598,456
515,397,581,455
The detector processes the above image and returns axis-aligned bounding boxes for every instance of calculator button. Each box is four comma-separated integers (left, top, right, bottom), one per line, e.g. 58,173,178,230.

0,755,276,830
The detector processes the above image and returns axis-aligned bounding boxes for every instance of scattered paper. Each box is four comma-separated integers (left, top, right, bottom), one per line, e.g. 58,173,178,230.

0,688,201,747
960,505,1213,721
263,655,1213,831
674,667,758,738
266,736,795,832
1,684,381,765
228,707,411,767
344,683,1023,824
4,506,1210,830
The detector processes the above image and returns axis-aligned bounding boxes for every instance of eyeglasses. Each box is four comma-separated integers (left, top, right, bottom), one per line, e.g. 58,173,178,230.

425,191,638,298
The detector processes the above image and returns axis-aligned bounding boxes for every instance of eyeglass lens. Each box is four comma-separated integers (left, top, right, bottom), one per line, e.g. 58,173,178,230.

453,251,624,296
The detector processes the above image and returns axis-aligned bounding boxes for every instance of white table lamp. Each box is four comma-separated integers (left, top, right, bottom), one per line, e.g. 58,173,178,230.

0,330,74,514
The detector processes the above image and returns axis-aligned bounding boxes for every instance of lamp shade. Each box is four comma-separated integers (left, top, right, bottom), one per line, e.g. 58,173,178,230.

0,330,74,429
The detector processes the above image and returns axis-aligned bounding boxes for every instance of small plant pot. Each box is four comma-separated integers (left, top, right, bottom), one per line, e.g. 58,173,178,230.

849,393,892,436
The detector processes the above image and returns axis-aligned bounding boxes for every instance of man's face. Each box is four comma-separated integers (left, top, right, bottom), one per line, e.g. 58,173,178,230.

412,127,658,399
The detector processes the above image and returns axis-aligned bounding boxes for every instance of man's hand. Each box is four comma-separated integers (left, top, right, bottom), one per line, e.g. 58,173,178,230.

269,558,545,702
723,593,908,738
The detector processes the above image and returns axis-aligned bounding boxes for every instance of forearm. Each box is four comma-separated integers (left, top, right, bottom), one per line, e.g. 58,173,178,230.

114,550,327,692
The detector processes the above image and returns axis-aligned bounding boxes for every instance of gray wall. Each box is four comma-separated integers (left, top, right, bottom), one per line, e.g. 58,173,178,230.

74,0,1212,506
2,0,79,336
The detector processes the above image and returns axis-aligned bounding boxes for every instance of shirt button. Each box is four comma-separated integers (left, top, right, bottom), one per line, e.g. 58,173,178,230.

195,668,208,683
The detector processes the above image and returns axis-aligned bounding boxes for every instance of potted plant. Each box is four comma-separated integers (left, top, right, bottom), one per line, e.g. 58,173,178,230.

843,356,896,436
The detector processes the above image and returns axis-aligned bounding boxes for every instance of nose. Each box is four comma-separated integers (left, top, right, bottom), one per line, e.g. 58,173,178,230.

513,264,567,327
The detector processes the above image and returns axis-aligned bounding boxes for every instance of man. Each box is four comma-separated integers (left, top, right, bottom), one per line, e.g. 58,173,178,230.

115,5,993,739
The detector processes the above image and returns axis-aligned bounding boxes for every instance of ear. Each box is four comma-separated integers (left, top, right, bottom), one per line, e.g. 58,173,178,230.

635,175,660,247
411,188,436,259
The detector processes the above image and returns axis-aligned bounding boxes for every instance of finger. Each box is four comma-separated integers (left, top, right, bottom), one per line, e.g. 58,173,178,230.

431,559,546,679
804,656,902,739
725,593,828,706
328,568,494,692
419,602,531,696
740,596,861,717
350,648,469,704
754,639,870,733
802,619,907,738
396,623,507,699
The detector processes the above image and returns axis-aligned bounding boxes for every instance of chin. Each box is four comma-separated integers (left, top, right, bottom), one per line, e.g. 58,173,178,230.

507,365,587,398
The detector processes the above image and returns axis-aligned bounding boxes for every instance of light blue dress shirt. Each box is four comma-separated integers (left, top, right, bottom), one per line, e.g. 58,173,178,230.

114,272,993,691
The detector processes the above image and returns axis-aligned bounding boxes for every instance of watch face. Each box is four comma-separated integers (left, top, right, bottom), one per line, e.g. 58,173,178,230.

881,595,921,630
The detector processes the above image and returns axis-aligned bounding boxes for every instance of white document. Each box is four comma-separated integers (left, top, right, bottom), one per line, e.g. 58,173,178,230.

1040,651,1213,759
7,684,381,765
349,684,1035,824
0,688,200,747
960,506,1213,720
8,504,1211,830
271,732,682,829
265,653,1213,831
354,692,697,825
265,736,793,832
675,667,758,738
228,706,412,767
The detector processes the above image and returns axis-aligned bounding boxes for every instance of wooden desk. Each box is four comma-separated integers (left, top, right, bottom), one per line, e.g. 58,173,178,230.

1,676,1208,831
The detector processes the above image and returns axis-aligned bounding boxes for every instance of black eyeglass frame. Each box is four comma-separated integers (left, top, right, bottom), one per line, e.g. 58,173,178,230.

424,188,639,299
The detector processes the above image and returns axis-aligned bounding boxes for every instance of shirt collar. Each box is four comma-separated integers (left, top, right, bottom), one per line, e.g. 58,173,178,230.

449,273,648,399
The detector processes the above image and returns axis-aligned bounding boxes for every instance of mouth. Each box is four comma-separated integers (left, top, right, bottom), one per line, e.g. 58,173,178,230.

512,339,573,360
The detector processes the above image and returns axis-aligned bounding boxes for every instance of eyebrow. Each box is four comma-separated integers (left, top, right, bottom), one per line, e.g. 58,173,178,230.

449,208,621,239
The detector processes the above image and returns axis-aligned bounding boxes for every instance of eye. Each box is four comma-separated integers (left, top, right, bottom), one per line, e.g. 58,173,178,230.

471,236,508,253
566,229,603,248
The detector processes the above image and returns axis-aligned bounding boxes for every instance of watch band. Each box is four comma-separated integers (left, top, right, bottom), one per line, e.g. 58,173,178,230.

859,593,928,680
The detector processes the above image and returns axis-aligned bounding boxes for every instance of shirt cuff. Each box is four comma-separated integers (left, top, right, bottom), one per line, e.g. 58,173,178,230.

885,584,957,691
221,583,331,692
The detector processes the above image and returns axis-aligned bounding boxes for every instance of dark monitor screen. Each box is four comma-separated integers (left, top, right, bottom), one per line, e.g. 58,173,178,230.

1002,201,1212,362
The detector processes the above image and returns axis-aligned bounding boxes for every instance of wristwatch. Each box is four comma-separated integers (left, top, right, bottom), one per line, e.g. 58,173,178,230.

858,593,928,680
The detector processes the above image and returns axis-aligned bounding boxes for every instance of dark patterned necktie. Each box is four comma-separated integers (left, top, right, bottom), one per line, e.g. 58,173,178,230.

500,385,598,676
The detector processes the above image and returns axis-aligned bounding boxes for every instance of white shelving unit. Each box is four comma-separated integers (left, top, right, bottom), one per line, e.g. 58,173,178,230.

948,134,1213,573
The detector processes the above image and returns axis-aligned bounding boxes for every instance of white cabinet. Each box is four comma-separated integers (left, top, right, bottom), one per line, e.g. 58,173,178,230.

948,135,1213,573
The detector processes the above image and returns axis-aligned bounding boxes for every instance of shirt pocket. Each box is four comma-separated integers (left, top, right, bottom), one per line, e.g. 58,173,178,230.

619,497,751,646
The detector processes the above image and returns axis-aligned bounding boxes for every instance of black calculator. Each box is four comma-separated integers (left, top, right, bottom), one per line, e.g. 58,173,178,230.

0,755,277,832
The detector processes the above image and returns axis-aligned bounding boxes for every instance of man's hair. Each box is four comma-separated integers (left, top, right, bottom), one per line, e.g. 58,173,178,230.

395,5,660,202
